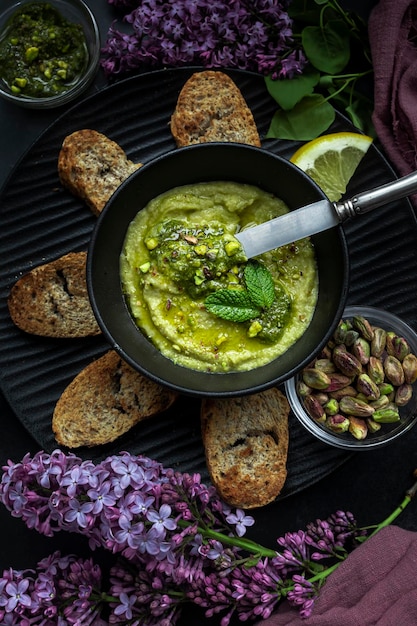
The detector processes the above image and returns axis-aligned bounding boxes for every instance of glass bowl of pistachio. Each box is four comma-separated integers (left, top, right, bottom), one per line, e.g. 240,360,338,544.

285,305,417,449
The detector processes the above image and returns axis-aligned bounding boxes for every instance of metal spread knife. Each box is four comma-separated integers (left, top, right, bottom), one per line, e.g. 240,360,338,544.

235,170,417,258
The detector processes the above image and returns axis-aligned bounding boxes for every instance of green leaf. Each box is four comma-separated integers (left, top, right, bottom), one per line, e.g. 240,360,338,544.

265,94,336,141
244,262,275,309
345,100,376,138
205,289,261,322
265,67,320,111
302,20,351,74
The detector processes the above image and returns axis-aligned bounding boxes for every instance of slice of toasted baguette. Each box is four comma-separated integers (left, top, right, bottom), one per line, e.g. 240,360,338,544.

58,129,141,216
53,350,178,448
170,71,261,147
201,387,290,508
8,251,101,338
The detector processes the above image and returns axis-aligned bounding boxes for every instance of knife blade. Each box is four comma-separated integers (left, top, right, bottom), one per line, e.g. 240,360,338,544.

234,168,417,259
235,198,340,258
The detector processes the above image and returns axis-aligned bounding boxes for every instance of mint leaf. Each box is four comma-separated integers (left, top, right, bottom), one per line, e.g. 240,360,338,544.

244,262,275,309
205,289,261,322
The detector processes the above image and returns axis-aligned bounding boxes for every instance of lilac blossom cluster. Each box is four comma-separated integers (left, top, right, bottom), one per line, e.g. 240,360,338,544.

101,0,307,79
0,551,107,626
0,449,366,624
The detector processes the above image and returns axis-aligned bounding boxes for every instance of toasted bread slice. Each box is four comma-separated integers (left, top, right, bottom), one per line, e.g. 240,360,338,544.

201,388,290,508
8,251,101,338
58,129,141,216
171,71,261,147
53,350,178,448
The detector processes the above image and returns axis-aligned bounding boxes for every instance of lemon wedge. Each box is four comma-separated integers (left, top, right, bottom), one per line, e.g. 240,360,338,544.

290,132,373,202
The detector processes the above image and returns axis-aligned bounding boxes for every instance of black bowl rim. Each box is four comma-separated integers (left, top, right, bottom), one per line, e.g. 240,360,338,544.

87,142,349,397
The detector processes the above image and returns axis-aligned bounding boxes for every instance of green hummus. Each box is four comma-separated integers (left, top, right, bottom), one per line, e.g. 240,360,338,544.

120,181,318,373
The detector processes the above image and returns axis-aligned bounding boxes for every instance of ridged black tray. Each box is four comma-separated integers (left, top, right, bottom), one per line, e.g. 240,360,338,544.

1,68,417,499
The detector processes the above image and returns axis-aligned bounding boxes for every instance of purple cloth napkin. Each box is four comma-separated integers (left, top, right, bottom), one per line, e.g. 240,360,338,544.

369,0,417,183
257,525,417,625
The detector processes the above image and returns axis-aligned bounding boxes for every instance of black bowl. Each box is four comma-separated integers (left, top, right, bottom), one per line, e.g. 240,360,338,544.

87,143,349,397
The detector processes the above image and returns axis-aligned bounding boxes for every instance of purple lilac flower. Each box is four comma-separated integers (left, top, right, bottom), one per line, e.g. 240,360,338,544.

0,449,366,624
305,510,366,560
286,574,317,619
147,503,177,535
3,579,31,612
0,552,105,625
225,508,255,537
101,0,307,79
108,562,183,625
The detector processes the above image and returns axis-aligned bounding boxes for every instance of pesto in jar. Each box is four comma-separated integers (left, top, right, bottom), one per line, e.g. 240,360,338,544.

121,181,319,373
0,2,88,98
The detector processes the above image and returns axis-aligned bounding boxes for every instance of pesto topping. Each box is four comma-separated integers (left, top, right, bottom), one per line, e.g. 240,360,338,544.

144,218,248,299
144,219,292,342
0,2,88,98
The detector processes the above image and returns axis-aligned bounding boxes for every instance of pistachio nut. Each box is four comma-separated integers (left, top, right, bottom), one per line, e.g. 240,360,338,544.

326,373,353,392
371,327,387,358
339,395,375,417
369,395,390,410
356,373,380,401
378,382,395,396
367,355,385,385
386,333,410,361
297,380,312,397
324,398,339,416
366,417,382,433
314,392,330,405
402,353,417,384
319,345,332,360
344,330,360,347
372,405,400,423
383,355,405,386
348,416,368,440
333,321,349,344
314,358,336,374
355,392,370,403
326,414,350,433
395,383,413,407
302,368,331,390
329,385,358,401
352,337,370,365
332,344,363,377
304,394,326,422
352,315,374,341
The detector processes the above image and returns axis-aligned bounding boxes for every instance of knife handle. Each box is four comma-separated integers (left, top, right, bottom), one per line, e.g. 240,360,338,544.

334,170,417,221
